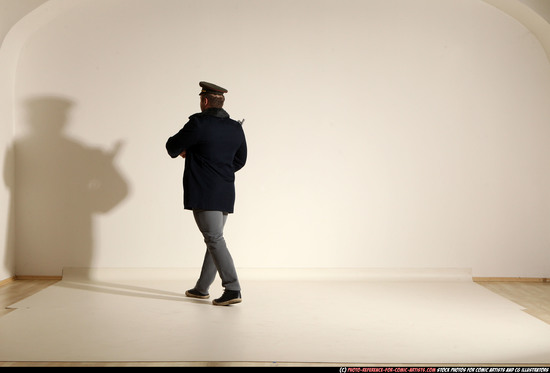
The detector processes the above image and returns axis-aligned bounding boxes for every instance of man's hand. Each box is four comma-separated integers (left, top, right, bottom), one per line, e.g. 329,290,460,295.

179,151,186,158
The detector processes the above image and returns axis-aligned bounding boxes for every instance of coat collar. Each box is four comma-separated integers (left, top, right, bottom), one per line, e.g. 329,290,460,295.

202,107,229,118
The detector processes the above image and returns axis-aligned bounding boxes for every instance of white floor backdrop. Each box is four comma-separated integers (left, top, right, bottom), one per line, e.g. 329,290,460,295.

1,268,550,364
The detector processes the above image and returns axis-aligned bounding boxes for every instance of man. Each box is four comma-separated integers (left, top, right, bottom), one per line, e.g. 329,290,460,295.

166,81,247,306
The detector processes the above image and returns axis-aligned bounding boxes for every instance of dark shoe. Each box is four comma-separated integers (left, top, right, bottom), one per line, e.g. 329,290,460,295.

212,290,242,306
185,288,209,299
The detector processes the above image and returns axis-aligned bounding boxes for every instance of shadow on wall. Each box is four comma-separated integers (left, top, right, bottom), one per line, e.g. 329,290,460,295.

3,96,129,275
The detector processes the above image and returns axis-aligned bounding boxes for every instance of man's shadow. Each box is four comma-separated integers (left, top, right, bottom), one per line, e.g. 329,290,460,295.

3,96,130,275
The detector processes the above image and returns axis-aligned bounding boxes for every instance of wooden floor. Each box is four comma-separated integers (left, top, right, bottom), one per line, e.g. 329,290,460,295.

0,279,60,318
475,280,550,325
0,278,549,367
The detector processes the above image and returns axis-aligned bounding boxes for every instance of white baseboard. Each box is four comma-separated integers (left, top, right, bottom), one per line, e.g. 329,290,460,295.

60,267,474,282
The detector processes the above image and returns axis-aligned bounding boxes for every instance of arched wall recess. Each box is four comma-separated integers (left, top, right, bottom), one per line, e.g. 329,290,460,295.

483,0,550,63
2,0,550,278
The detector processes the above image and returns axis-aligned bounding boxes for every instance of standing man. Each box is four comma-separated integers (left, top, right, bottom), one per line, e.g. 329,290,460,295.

166,81,247,306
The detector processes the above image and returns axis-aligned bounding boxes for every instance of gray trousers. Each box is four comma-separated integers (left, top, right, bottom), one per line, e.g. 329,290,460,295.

193,210,241,293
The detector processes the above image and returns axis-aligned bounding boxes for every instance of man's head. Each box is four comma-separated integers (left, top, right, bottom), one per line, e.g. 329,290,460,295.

199,81,227,111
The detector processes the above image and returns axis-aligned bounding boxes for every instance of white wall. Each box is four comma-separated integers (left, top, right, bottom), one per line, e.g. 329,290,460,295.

4,0,550,278
0,0,49,280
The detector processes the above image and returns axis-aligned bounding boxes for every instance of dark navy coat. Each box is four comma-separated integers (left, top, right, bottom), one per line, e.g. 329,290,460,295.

166,108,247,213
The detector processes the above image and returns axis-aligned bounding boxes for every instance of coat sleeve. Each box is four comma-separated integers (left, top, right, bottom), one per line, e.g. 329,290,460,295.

233,134,247,172
166,118,201,158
